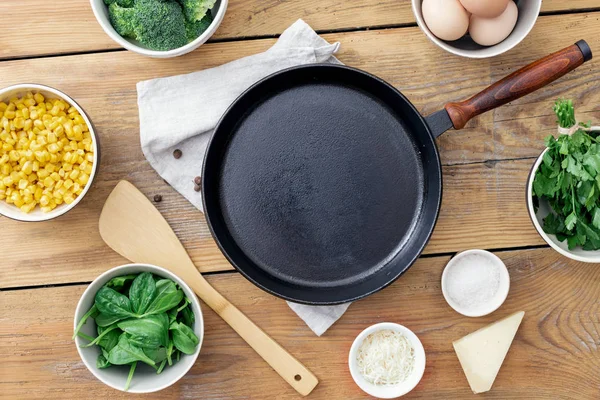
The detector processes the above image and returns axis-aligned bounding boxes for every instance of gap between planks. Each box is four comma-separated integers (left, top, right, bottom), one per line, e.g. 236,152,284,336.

0,243,551,292
2,7,599,63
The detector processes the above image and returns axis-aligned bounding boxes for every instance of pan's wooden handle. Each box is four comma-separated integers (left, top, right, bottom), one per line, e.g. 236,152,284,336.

184,265,319,396
445,40,592,129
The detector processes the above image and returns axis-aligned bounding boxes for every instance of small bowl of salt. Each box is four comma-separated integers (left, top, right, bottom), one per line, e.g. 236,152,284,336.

348,322,426,398
441,249,510,317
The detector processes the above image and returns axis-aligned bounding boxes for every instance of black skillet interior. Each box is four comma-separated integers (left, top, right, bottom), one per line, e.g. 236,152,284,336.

202,65,442,305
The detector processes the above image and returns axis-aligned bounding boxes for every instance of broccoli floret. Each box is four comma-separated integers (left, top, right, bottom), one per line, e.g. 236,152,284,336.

108,3,136,38
104,0,134,7
184,11,213,42
133,0,187,51
177,0,216,22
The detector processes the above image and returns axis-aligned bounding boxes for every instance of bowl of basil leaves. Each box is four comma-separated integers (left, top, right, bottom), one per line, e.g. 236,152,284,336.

73,263,203,392
528,99,600,263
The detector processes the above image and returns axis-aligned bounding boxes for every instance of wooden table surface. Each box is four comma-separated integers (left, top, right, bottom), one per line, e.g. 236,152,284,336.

1,1,600,399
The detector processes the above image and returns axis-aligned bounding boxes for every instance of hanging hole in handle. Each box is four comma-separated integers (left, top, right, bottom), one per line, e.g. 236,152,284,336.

294,374,302,381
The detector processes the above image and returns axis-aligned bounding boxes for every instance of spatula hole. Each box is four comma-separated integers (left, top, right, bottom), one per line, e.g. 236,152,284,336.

294,374,302,381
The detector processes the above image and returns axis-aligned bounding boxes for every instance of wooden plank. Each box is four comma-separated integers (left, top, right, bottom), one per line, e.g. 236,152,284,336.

2,12,599,287
1,0,599,59
2,247,600,398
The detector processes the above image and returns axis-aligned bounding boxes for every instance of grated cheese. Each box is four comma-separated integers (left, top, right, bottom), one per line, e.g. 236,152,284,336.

357,329,415,386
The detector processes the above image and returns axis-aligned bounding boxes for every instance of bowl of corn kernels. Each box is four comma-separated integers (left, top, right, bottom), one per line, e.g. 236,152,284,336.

0,84,99,222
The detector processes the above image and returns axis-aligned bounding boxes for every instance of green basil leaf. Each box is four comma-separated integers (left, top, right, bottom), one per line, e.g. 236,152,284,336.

129,272,157,315
95,312,123,327
170,321,199,355
107,333,155,366
106,274,137,293
180,304,195,328
95,286,136,321
141,280,184,317
97,353,112,369
118,313,169,348
96,325,121,351
144,346,167,364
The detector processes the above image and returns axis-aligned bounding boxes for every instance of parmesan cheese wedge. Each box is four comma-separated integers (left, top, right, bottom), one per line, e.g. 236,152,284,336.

453,311,525,394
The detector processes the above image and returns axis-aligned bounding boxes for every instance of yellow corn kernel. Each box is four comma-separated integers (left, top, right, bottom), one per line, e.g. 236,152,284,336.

33,93,44,104
21,161,33,175
37,169,49,179
44,163,56,173
50,172,60,181
17,179,28,190
3,176,13,186
27,173,37,183
32,160,39,172
78,173,89,185
47,131,57,143
62,163,73,172
64,179,74,189
34,187,43,201
47,143,59,154
43,176,54,188
69,169,79,180
8,150,20,162
20,202,36,213
23,193,33,204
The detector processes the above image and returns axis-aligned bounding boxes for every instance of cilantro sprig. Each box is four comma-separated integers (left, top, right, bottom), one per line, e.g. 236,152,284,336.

533,100,600,250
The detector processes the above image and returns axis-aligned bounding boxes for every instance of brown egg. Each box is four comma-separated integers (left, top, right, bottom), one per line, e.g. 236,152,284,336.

460,0,510,18
469,1,518,46
422,0,470,41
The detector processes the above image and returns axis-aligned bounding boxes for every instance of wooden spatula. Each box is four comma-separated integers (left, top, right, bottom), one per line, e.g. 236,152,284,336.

99,180,318,396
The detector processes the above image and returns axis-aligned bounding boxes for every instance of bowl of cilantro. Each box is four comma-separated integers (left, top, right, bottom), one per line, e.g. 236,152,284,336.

528,99,600,262
91,0,227,58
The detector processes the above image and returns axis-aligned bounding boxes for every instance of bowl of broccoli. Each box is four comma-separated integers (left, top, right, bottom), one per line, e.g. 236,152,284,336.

91,0,227,58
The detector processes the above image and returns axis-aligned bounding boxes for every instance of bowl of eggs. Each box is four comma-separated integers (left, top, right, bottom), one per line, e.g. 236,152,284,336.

0,84,99,222
412,0,542,58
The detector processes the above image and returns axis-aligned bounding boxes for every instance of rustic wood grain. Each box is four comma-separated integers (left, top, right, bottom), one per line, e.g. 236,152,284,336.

2,248,599,399
2,13,599,288
1,0,599,59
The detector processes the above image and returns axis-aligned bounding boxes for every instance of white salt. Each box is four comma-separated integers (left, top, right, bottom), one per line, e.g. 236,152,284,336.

445,253,501,311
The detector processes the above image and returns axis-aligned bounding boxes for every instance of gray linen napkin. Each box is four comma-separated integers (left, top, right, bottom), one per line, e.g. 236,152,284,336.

137,19,350,336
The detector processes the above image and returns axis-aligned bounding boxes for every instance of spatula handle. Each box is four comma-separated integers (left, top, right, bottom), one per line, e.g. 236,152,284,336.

186,266,319,396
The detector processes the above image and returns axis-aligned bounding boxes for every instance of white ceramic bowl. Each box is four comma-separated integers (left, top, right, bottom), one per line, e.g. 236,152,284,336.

412,0,541,58
73,263,204,393
0,84,99,222
349,323,426,399
90,0,228,58
441,249,510,317
527,150,600,263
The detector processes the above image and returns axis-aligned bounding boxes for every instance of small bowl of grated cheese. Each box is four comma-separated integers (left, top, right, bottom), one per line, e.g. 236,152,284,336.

349,323,426,398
